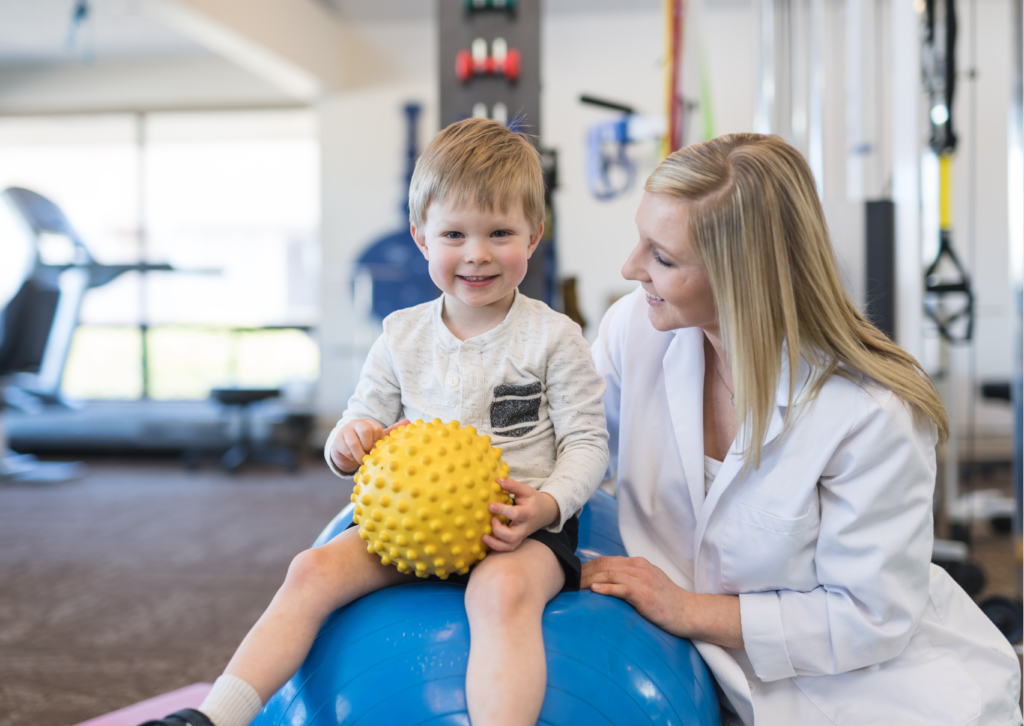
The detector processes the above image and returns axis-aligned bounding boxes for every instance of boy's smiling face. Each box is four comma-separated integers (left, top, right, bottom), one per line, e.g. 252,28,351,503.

412,196,542,324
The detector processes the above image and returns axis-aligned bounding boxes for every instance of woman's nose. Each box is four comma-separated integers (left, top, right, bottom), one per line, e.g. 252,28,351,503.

621,243,646,282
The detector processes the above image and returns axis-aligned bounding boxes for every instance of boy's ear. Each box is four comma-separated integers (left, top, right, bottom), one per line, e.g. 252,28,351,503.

525,221,544,259
410,223,429,259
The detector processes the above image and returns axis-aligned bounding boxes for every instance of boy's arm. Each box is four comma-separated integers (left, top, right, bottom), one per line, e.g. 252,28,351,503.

537,322,610,532
324,332,404,478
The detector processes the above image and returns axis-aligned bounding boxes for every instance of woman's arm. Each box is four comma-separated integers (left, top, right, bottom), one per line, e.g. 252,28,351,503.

581,556,743,650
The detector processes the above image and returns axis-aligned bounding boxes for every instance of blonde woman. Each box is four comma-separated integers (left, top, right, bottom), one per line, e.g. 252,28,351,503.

582,134,1021,726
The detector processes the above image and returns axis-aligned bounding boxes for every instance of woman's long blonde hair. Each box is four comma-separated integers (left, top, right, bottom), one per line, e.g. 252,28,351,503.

646,133,948,468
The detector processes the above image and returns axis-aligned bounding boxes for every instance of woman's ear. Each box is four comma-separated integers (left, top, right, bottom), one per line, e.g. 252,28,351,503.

411,223,429,259
525,221,544,259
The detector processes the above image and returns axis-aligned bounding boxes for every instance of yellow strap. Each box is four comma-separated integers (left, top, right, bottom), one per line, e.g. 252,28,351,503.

939,152,953,231
661,0,674,159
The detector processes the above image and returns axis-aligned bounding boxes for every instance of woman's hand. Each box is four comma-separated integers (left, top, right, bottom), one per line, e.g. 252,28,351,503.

482,478,561,552
581,556,743,649
330,419,411,474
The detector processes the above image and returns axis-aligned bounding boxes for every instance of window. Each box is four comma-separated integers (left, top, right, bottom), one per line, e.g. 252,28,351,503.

0,109,320,400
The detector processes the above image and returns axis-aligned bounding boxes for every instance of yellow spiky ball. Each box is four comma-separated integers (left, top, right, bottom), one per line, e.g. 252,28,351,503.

349,418,512,579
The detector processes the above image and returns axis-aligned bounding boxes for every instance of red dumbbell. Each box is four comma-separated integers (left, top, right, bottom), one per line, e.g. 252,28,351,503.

501,48,520,82
454,37,520,83
455,49,473,82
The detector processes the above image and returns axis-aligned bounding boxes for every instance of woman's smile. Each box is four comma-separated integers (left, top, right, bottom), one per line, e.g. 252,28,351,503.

644,289,665,306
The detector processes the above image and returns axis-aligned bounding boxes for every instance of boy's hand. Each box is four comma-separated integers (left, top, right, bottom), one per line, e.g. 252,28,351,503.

331,418,410,474
482,478,561,553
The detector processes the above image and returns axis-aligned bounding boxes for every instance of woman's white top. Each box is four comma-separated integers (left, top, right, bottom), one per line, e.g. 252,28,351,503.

593,289,1022,726
704,455,722,495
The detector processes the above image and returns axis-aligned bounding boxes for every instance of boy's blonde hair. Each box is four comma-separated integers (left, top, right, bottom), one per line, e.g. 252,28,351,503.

646,133,948,468
409,118,545,232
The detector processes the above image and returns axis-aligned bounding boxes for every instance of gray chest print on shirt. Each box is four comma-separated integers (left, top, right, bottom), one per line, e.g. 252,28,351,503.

490,382,541,437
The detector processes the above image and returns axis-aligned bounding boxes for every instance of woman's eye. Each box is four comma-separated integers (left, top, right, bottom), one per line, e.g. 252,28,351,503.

652,250,672,267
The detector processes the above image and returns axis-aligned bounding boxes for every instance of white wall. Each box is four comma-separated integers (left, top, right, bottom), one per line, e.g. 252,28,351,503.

315,21,437,437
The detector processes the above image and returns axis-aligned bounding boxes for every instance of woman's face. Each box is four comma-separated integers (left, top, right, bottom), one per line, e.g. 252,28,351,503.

623,192,718,334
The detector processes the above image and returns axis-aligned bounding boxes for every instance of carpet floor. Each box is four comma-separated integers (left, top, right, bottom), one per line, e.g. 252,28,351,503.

0,457,353,726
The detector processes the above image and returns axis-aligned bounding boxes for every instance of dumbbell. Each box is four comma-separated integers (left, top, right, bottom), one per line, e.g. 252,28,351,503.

463,0,516,13
471,102,509,125
455,37,521,83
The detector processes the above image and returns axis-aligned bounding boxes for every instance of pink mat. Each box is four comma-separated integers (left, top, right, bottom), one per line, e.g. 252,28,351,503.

73,683,213,726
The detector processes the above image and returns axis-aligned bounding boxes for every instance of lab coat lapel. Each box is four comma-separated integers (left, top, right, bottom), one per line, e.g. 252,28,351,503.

662,328,707,521
692,355,797,579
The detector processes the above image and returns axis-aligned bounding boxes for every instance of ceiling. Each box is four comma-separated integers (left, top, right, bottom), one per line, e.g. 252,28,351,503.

0,0,208,66
0,0,664,68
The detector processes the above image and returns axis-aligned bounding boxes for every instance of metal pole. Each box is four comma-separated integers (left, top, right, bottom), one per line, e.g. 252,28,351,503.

755,0,775,134
808,0,825,197
136,112,150,400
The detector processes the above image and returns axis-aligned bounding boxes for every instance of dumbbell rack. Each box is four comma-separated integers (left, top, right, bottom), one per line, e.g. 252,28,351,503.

438,0,555,308
439,0,540,137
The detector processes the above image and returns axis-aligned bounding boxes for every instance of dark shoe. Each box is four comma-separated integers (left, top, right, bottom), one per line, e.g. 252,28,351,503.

139,709,216,726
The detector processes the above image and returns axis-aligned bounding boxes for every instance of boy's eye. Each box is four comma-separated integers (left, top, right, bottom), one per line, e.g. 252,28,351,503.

492,230,510,238
443,231,464,239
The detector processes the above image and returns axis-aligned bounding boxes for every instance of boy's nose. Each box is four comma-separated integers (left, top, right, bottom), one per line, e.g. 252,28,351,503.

463,239,493,263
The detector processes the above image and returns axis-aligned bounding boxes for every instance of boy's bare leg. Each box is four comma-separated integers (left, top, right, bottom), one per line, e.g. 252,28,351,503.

223,526,409,702
463,540,565,726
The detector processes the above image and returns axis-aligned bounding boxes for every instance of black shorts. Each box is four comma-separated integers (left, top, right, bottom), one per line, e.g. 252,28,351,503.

347,515,581,592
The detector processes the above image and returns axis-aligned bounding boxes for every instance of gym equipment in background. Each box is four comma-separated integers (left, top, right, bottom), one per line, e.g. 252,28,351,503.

181,388,301,474
580,95,666,202
462,0,516,13
254,490,722,726
0,187,302,459
455,37,521,83
0,187,175,409
353,103,440,323
0,186,179,481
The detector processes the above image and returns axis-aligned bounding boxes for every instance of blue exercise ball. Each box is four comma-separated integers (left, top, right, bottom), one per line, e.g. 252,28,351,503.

253,491,721,726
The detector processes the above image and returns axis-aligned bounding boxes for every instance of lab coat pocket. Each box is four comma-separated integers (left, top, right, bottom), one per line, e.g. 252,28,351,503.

793,632,982,726
719,498,820,593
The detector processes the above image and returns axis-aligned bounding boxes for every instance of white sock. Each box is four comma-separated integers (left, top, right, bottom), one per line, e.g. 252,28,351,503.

197,674,263,726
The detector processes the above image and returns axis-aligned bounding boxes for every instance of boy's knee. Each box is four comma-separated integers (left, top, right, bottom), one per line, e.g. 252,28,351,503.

285,547,334,591
465,560,532,617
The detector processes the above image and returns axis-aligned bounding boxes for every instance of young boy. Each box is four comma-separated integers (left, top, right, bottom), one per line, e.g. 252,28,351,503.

144,118,608,726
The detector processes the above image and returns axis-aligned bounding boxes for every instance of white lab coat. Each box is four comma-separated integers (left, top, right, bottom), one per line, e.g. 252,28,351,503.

593,289,1022,726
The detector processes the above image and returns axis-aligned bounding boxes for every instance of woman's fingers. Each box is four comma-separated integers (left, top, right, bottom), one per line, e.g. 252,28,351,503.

581,557,658,600
588,582,632,600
